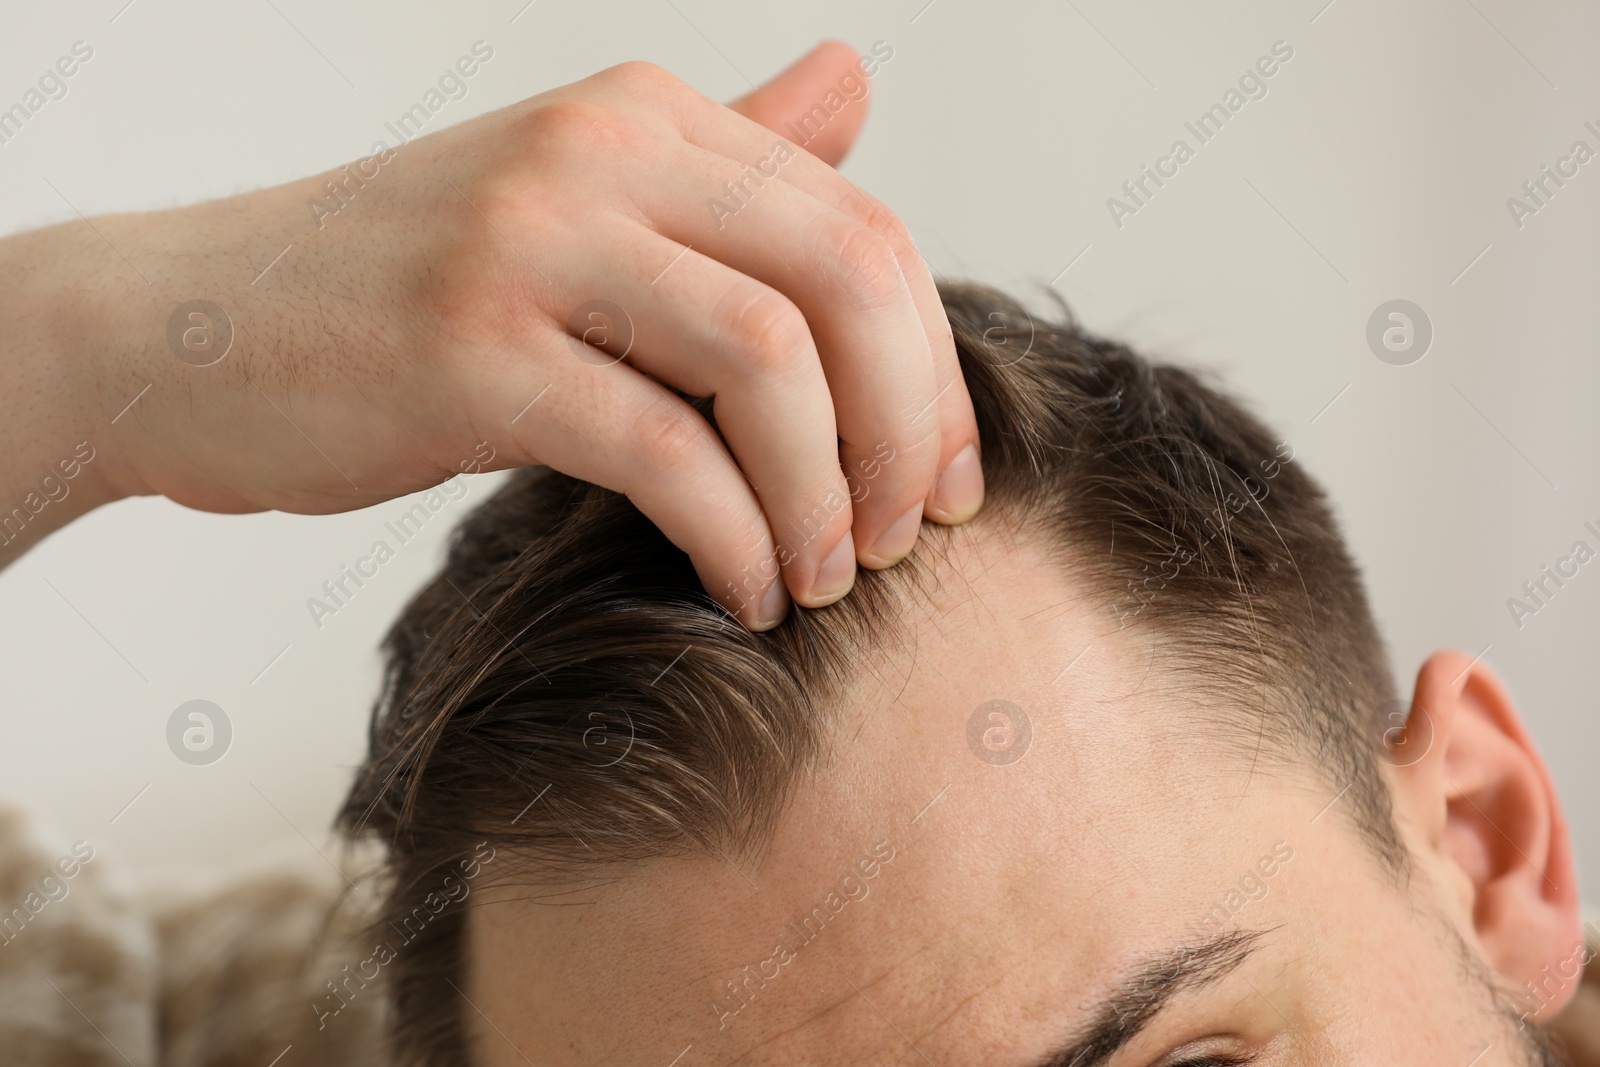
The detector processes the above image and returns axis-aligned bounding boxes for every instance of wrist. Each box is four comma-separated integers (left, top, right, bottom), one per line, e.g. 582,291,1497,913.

0,219,136,558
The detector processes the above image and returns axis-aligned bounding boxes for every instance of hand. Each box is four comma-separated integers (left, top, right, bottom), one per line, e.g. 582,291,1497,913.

23,40,984,628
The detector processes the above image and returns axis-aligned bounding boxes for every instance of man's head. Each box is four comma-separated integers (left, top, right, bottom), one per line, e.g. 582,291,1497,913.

339,282,1584,1065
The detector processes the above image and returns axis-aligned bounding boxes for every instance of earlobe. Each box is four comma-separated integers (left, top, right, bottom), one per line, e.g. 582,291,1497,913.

1390,650,1584,1021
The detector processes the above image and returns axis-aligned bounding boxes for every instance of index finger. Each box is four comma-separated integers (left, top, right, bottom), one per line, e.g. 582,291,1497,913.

711,54,986,526
597,57,987,529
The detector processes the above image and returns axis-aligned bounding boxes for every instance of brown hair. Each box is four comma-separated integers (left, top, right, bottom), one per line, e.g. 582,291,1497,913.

337,279,1404,1064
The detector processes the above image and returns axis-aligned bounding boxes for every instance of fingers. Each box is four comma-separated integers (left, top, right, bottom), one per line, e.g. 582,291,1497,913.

454,55,986,632
692,58,986,525
723,40,869,167
620,140,949,569
555,224,859,609
579,57,984,538
468,342,795,631
830,184,984,527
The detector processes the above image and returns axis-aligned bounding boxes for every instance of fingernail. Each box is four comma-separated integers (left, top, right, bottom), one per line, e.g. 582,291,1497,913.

752,577,789,631
864,503,923,568
808,531,856,605
927,443,983,523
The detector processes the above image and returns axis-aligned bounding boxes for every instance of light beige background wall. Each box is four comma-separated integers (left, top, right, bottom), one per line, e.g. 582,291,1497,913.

0,0,1595,896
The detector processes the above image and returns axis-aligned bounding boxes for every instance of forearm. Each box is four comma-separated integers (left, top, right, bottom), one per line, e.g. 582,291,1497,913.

0,219,128,568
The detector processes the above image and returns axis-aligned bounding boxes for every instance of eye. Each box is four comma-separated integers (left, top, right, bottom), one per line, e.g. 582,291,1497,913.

1154,1046,1257,1067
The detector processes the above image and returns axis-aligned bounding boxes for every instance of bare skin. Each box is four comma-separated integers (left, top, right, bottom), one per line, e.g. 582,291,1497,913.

0,42,984,628
468,518,1589,1066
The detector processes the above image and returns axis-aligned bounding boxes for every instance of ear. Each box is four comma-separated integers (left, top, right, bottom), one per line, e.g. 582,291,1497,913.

1390,650,1587,1022
725,40,869,166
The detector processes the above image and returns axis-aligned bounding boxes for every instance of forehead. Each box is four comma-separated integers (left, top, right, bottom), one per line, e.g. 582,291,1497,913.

467,526,1362,1062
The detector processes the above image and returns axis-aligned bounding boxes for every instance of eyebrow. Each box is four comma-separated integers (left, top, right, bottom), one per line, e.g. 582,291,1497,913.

1034,927,1268,1067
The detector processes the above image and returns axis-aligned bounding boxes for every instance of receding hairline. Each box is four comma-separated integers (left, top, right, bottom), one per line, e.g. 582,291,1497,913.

466,506,1395,896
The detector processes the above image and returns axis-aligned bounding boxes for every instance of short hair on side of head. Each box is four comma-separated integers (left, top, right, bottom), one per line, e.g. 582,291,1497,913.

336,279,1406,1065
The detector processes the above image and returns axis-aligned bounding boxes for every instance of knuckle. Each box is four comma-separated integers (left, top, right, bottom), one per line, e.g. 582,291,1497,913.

597,60,685,98
733,511,774,560
720,287,812,378
825,221,906,309
855,191,918,256
508,99,635,162
631,400,708,472
905,417,944,461
899,394,945,448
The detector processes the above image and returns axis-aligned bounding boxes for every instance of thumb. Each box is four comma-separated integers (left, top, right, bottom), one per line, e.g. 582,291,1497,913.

726,40,870,167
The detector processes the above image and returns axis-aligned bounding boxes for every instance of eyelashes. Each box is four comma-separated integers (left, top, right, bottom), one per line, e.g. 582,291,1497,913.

1163,1057,1254,1067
